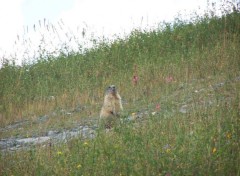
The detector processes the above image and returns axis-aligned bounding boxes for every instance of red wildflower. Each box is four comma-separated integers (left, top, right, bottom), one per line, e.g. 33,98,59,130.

156,103,161,110
132,75,138,85
165,76,174,83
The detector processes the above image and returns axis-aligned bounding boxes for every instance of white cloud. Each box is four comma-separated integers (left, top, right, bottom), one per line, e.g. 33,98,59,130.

0,0,209,66
0,0,25,58
59,0,207,37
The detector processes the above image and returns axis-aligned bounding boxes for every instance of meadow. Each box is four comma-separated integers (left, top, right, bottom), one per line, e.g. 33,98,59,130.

0,2,240,175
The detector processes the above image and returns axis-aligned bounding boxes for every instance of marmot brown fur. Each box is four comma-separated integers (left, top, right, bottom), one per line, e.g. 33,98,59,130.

100,85,123,119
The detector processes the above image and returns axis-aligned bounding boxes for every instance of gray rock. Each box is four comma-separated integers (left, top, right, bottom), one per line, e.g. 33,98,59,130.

179,105,188,113
0,125,97,152
16,137,50,145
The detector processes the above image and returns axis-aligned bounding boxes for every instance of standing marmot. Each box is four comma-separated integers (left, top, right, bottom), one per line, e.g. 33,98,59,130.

100,85,123,119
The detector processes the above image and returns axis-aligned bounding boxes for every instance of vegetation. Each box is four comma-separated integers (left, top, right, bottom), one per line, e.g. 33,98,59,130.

0,1,240,175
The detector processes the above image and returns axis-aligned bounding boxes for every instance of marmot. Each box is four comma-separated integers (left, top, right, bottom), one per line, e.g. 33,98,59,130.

100,85,123,119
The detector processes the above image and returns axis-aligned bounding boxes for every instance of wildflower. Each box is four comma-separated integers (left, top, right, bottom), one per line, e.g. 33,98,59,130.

77,164,82,169
163,144,171,153
165,76,174,83
151,111,157,116
226,132,231,139
131,112,137,120
57,151,63,155
132,75,138,85
166,148,171,153
132,64,139,86
156,103,161,110
83,142,88,146
212,147,217,153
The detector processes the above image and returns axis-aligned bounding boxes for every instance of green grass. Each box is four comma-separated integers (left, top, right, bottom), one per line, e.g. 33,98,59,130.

0,2,240,175
1,99,239,175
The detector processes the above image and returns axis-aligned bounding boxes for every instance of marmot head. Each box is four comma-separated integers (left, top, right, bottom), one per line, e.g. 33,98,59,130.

106,85,117,95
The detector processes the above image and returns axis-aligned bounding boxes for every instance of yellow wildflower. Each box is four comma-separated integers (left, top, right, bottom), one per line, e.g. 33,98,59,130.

226,132,231,139
166,148,171,153
77,164,82,169
132,112,136,118
212,147,217,153
57,151,63,155
84,142,88,146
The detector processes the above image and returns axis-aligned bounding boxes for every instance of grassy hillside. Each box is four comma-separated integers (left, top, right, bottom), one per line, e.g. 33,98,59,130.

1,9,239,124
0,2,240,175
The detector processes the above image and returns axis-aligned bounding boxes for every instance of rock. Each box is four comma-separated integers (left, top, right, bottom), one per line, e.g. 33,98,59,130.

1,124,97,152
179,105,188,113
151,111,157,116
235,76,240,81
16,137,50,145
47,130,59,136
2,120,30,131
212,82,225,90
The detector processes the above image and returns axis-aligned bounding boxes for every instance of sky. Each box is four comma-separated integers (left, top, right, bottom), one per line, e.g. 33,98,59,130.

0,0,212,66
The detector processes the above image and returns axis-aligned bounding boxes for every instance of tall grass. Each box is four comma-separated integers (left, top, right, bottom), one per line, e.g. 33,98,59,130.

0,1,240,175
1,96,239,175
1,5,239,125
